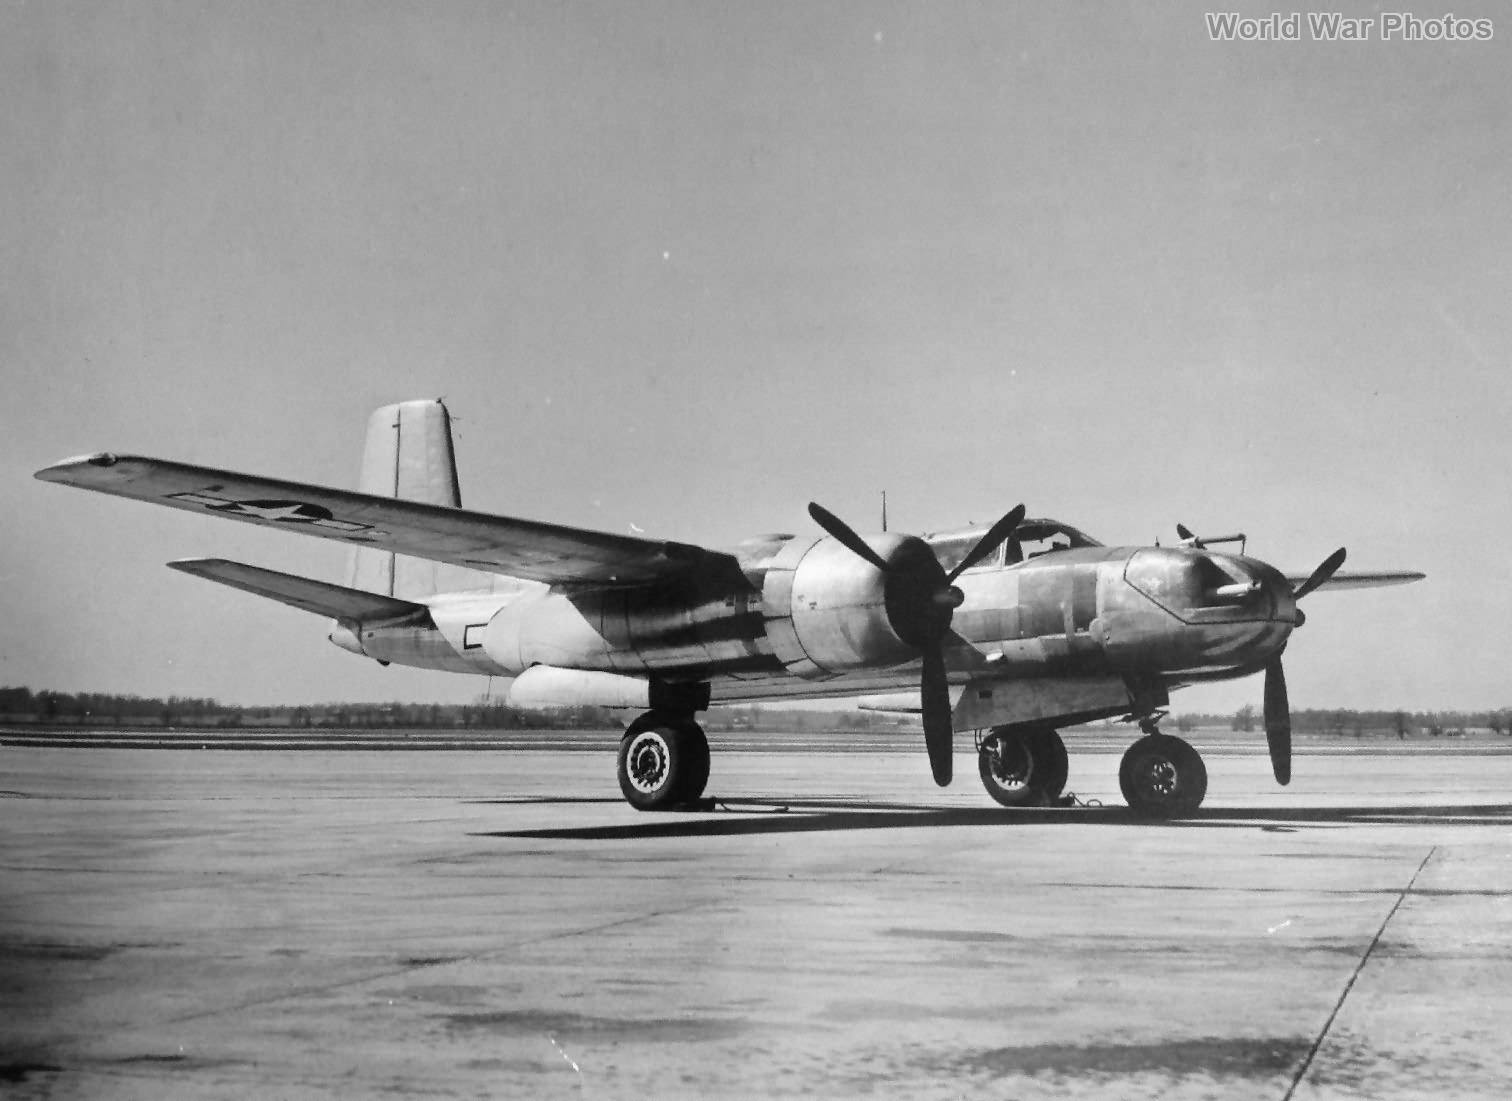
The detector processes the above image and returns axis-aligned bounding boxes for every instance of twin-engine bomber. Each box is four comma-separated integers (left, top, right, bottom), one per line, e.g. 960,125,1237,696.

36,400,1424,817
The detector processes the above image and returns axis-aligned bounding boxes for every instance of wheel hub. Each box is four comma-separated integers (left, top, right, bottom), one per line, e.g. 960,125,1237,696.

985,735,1034,792
1139,757,1179,798
626,733,670,793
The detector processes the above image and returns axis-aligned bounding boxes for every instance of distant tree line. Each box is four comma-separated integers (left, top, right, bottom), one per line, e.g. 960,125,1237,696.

0,687,903,733
10,685,1503,738
1173,704,1512,739
0,687,622,730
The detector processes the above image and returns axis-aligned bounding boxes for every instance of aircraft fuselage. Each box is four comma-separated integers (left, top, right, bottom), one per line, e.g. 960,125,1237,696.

341,537,1298,702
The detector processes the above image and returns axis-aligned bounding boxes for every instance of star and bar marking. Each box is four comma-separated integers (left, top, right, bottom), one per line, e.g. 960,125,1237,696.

166,492,386,537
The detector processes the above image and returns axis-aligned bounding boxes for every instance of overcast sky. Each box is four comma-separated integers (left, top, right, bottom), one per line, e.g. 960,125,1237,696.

3,2,1507,714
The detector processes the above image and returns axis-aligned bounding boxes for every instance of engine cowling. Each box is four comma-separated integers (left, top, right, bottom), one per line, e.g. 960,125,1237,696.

759,533,928,677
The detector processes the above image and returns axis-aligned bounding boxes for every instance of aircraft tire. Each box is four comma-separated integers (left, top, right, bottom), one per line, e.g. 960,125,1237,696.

1119,734,1207,818
978,725,1068,808
617,715,705,811
1035,728,1069,799
677,722,711,802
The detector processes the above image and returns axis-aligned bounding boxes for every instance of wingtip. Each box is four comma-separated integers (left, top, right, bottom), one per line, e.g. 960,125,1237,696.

35,452,119,481
166,558,231,573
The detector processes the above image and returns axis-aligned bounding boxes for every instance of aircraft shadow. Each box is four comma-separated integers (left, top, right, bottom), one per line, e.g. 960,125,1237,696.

473,799,1512,842
468,796,627,805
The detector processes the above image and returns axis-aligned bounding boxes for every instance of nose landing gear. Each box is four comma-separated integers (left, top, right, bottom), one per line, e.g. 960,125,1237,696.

1119,719,1208,818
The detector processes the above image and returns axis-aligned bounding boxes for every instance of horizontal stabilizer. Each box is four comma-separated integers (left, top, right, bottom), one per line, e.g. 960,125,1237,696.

1281,570,1425,592
167,559,429,623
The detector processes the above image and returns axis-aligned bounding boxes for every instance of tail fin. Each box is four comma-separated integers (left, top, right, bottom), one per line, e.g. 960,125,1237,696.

347,400,496,598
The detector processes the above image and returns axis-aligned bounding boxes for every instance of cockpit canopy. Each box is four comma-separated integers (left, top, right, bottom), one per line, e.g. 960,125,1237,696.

927,517,1102,573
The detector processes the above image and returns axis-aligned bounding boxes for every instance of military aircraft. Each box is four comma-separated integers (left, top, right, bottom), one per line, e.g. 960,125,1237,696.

36,400,1423,817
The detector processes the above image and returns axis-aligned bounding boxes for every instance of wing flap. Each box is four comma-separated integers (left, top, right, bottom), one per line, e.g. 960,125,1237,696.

37,454,720,586
168,559,429,622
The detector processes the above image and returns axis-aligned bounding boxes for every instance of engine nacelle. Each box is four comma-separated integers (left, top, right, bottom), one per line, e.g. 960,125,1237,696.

481,592,612,675
759,534,919,677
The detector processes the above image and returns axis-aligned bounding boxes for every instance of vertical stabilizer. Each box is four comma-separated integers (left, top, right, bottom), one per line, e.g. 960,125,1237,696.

347,400,495,598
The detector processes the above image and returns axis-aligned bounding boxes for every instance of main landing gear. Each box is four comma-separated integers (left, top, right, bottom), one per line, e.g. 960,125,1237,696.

977,725,1069,808
1118,720,1208,818
616,712,710,812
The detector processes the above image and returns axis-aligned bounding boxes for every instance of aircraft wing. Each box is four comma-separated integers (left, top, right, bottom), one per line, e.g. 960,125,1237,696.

168,559,429,622
36,453,723,586
1283,570,1425,592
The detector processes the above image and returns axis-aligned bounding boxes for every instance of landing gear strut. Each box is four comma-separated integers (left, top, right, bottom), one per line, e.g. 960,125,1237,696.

1119,722,1208,818
977,725,1068,808
616,712,710,811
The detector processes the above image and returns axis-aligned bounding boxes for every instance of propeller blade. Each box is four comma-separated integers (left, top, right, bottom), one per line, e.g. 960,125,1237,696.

808,502,890,573
1292,547,1347,601
1264,658,1292,785
945,504,1027,583
1176,522,1195,542
920,645,953,786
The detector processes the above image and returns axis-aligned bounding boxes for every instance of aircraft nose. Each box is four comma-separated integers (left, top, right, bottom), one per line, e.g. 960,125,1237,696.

1255,564,1300,627
1110,548,1296,674
1219,565,1298,669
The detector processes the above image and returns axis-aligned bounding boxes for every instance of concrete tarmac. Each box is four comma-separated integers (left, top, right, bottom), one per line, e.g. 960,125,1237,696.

4,735,1512,1099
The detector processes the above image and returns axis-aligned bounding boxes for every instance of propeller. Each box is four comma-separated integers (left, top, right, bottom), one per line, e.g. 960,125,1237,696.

1262,547,1347,785
807,501,1026,786
1263,657,1291,785
807,503,891,572
1291,546,1347,601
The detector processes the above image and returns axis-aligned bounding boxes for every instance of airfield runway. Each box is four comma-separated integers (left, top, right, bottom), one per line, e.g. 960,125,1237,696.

4,731,1512,1100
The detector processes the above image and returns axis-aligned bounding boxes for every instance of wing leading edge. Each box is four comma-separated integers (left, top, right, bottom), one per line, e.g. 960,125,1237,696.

1281,570,1426,592
36,453,724,587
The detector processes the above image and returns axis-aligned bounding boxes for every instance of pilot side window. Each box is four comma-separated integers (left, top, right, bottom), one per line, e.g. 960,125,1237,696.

1011,520,1093,562
1019,534,1072,560
931,535,1002,574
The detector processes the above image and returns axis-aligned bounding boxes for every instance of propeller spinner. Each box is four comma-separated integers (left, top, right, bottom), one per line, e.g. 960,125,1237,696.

807,502,1026,786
